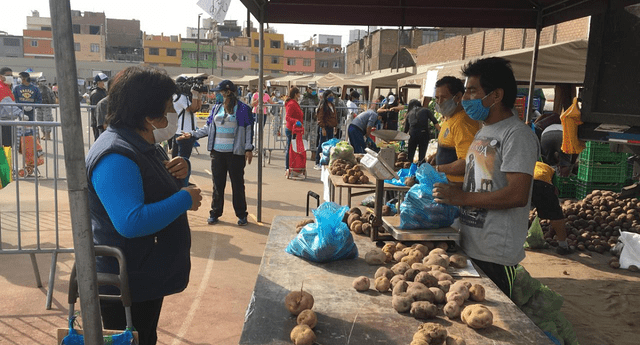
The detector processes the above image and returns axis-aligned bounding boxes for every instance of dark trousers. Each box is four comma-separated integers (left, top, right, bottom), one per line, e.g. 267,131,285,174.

348,124,366,154
471,258,518,300
285,128,292,170
100,297,164,345
210,150,248,219
171,135,196,159
316,126,334,164
92,126,101,142
407,129,429,163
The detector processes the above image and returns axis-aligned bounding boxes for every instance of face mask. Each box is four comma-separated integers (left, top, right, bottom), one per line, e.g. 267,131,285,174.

3,76,13,85
327,97,334,103
311,91,317,96
149,112,178,143
462,91,494,121
216,93,224,103
435,96,458,117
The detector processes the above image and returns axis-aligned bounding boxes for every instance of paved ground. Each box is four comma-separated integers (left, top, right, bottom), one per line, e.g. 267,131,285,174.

0,114,327,344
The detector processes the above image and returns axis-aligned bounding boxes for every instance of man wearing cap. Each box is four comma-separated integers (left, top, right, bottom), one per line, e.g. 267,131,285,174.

177,80,254,226
36,77,56,140
90,73,109,140
172,77,202,159
1,67,22,147
300,85,319,160
13,71,41,122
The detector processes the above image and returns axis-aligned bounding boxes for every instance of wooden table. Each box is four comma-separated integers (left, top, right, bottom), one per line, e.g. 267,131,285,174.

239,216,553,345
328,170,410,208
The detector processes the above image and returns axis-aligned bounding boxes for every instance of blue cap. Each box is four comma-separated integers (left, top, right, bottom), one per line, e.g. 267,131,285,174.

212,80,237,92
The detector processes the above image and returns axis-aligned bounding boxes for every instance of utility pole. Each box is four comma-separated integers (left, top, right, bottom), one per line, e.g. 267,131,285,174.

197,13,201,73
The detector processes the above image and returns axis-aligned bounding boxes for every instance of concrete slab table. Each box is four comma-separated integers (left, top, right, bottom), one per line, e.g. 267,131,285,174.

239,216,553,345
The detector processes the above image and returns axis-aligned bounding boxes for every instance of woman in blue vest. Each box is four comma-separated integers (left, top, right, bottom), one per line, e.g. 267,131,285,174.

86,66,202,345
178,80,254,226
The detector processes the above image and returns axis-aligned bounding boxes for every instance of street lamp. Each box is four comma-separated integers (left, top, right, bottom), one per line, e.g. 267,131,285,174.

196,13,202,73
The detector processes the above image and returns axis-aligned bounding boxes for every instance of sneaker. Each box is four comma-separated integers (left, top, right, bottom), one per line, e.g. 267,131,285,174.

556,246,573,255
237,217,248,226
313,164,321,170
207,216,219,225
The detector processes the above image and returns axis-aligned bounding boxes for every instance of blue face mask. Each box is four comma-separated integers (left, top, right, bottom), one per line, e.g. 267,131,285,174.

216,93,224,103
327,97,334,103
311,91,317,96
462,91,494,121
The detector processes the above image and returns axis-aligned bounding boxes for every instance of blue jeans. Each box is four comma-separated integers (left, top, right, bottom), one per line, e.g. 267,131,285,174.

285,128,292,170
316,127,334,165
348,124,366,154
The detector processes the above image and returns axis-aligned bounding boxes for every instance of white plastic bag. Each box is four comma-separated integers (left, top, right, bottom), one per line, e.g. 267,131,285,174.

619,231,640,269
292,139,309,152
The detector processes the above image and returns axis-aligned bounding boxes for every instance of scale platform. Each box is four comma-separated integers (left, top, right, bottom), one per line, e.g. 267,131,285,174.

382,216,460,242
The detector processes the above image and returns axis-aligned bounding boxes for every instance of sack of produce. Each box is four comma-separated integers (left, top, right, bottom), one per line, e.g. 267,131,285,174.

286,202,358,263
329,141,357,166
399,163,459,229
385,163,417,186
524,216,546,249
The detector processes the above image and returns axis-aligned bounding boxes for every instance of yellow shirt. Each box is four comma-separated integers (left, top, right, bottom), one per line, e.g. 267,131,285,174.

437,109,481,182
533,161,554,184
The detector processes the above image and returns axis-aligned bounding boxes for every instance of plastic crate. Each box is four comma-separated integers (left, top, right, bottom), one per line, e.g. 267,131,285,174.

552,175,577,199
579,141,629,164
575,180,625,200
577,161,629,183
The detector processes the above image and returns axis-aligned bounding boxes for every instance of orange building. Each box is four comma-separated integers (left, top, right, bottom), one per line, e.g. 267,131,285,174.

23,30,54,59
143,32,182,67
283,49,315,73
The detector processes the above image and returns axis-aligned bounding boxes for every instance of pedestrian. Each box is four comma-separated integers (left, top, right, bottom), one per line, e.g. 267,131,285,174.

431,76,481,182
403,99,440,163
540,123,573,177
315,89,337,169
251,86,271,126
90,73,109,140
178,80,254,226
172,79,202,159
36,77,56,140
300,85,319,161
348,103,380,154
13,71,41,122
1,67,21,148
377,94,399,130
284,86,304,177
86,65,202,345
433,57,540,299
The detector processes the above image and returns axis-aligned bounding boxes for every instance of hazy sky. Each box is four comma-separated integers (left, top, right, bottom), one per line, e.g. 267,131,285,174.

3,0,373,46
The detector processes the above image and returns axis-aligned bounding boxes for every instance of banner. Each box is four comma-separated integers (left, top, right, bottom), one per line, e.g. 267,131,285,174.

197,0,232,24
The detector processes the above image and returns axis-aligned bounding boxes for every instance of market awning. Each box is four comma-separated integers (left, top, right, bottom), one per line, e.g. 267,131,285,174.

351,68,415,99
229,75,273,88
316,72,365,89
268,74,311,89
291,74,324,88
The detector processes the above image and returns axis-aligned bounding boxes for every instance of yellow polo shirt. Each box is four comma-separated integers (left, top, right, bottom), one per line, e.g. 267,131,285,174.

437,109,481,183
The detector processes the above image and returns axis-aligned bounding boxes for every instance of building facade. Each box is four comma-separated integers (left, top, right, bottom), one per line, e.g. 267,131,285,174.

0,34,24,58
106,18,142,62
218,20,242,39
283,48,315,74
250,31,284,73
181,40,216,69
22,30,54,59
143,33,182,67
314,51,344,74
218,44,251,74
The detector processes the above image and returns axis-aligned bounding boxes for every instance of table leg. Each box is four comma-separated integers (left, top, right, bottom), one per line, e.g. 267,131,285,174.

347,188,352,208
338,187,343,205
372,179,384,241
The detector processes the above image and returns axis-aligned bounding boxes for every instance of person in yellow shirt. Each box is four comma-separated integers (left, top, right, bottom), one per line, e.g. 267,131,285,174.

431,76,481,183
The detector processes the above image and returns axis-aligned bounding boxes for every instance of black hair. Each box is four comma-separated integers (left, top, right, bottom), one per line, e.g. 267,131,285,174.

318,89,335,116
0,67,12,75
435,76,465,97
224,90,238,114
106,66,177,131
407,99,422,113
350,90,360,100
462,57,517,108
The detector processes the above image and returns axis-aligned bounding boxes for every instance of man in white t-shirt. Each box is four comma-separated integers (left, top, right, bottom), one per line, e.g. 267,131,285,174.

172,89,202,158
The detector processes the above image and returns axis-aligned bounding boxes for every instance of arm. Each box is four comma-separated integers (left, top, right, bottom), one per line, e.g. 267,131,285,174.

35,88,42,104
187,97,201,112
91,153,192,238
433,172,533,209
0,96,23,120
437,159,466,177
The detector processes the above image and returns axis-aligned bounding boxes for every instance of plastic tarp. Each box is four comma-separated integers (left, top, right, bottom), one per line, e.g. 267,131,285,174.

229,75,273,88
268,74,312,89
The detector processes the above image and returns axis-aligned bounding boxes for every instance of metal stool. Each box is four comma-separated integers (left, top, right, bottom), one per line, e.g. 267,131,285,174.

306,190,320,216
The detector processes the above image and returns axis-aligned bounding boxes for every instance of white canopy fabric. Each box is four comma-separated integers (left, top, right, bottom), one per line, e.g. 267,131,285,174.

229,75,273,88
268,74,311,89
350,68,415,99
291,74,325,88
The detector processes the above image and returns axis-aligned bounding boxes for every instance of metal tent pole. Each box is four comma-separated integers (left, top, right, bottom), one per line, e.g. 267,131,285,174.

525,10,543,124
49,0,103,344
257,6,265,222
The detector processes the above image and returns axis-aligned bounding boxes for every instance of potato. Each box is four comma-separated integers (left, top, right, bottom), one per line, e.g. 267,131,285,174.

438,280,452,293
347,213,360,228
461,305,493,329
391,262,411,275
365,248,386,265
424,254,448,267
414,271,439,287
446,291,465,306
285,290,315,315
449,281,470,300
392,280,409,296
449,254,468,268
394,251,408,262
360,175,369,184
342,174,350,183
392,292,414,313
349,207,362,216
404,268,420,281
469,284,486,302
382,243,396,254
414,323,447,345
350,220,363,233
390,274,406,289
443,300,462,319
430,270,454,282
374,276,391,292
361,223,372,236
412,263,430,272
396,242,408,251
401,254,421,266
348,176,358,184
410,301,438,319
375,267,395,280
412,243,429,256
407,282,435,302
352,276,370,291
430,248,447,256
296,309,317,329
446,335,466,345
290,324,316,345
429,287,446,304
430,265,448,273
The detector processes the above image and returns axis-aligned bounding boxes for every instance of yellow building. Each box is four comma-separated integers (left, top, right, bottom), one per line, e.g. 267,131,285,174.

74,34,105,62
143,32,182,67
250,31,284,73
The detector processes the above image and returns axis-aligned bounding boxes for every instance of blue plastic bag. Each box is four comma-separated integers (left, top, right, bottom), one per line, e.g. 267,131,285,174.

320,138,341,165
399,163,459,230
286,202,358,263
385,163,417,186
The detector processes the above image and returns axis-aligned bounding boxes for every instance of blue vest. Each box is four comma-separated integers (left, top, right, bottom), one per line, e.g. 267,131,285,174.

85,127,191,302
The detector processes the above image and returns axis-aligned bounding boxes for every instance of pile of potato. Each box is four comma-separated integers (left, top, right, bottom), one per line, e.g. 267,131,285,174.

285,289,317,345
353,243,493,336
344,207,384,236
394,152,412,170
531,190,640,256
329,159,370,184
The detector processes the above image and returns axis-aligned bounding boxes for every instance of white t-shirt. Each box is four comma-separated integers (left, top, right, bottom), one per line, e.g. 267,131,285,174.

173,94,195,134
346,100,359,117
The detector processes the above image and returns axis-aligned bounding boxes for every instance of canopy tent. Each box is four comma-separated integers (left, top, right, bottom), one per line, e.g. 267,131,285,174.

350,68,415,100
268,74,312,90
229,75,273,89
176,73,209,80
205,75,224,87
316,73,365,89
291,74,324,88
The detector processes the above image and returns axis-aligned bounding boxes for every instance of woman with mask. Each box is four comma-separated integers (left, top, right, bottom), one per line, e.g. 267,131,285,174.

86,66,202,345
315,89,337,169
431,76,481,183
284,86,304,177
403,99,440,163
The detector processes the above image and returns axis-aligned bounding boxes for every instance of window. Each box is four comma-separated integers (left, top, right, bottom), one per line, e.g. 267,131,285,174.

41,26,51,31
287,58,296,66
224,53,231,61
239,54,247,61
333,61,340,68
90,25,101,35
303,59,311,66
149,47,159,55
201,53,209,60
444,33,456,39
31,40,38,47
399,31,411,45
91,43,100,52
4,38,20,46
254,39,259,47
270,40,281,49
271,56,279,64
72,24,80,34
327,38,334,44
254,55,259,63
422,30,438,45
74,42,81,51
189,52,197,60
319,60,328,68
167,49,176,56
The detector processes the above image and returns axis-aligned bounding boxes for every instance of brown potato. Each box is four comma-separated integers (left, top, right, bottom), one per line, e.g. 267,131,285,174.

290,324,316,345
449,254,468,268
391,262,411,275
446,291,465,306
414,271,439,287
375,267,395,280
364,248,386,265
407,282,435,302
410,301,438,319
443,300,462,319
342,174,350,183
429,287,446,304
374,276,391,292
461,305,493,329
446,335,466,345
392,292,414,313
352,276,370,291
469,284,486,302
350,220,363,233
285,290,315,315
414,323,447,344
296,309,317,329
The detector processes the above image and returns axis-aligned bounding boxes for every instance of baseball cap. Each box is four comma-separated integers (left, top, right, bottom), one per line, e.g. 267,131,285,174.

387,95,395,104
212,80,237,92
94,73,109,82
38,76,47,82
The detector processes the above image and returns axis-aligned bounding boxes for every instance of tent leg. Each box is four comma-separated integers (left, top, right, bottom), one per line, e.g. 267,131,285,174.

525,9,543,124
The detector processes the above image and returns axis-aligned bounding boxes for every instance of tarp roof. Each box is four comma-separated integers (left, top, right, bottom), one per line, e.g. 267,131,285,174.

268,74,311,89
240,0,638,29
316,73,366,88
229,75,273,88
349,68,415,99
291,74,324,87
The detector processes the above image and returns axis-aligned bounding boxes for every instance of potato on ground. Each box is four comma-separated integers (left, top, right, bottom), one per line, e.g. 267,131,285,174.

413,323,448,345
443,300,462,319
430,270,454,283
461,305,494,329
404,268,420,281
424,254,448,268
438,280,452,293
285,290,314,315
407,282,435,302
446,291,465,306
446,335,466,345
449,281,470,300
391,262,411,275
449,254,468,268
374,276,391,292
375,267,395,280
296,309,317,329
414,271,439,287
410,301,438,319
430,248,447,256
352,276,370,291
290,324,316,345
429,287,446,304
469,284,486,302
390,274,406,288
365,248,386,265
392,280,409,296
393,292,414,313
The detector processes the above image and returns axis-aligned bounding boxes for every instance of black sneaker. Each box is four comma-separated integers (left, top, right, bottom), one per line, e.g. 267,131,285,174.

207,216,219,225
556,246,573,255
237,217,248,226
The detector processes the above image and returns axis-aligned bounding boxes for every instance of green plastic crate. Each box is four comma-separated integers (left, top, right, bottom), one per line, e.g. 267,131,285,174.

577,161,629,183
579,141,629,164
575,180,625,200
552,175,577,198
